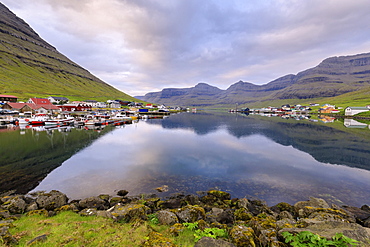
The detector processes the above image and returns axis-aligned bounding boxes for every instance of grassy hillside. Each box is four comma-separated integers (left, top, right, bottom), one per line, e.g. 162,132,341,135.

0,3,137,102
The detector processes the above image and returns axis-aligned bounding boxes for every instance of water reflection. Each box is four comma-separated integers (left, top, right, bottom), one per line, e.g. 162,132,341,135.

32,112,370,206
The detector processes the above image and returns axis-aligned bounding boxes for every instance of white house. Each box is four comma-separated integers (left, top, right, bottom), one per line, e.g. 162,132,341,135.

345,106,370,116
48,96,69,104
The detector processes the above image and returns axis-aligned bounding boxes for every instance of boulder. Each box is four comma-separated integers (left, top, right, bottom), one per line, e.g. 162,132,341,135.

0,226,17,244
35,190,68,211
195,237,236,247
175,205,205,223
342,205,370,225
294,197,330,218
110,203,151,222
229,225,256,247
79,196,108,210
142,231,175,247
156,210,179,225
116,190,129,197
280,221,370,245
3,196,26,214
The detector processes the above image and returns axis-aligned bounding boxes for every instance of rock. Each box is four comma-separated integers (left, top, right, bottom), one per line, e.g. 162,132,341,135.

234,208,253,221
184,194,202,205
142,231,176,247
116,190,129,197
155,185,169,192
280,221,370,245
26,234,48,245
3,196,26,214
25,202,38,212
109,197,124,206
35,190,68,211
342,205,370,225
175,205,206,223
0,210,10,219
110,203,151,222
195,237,236,247
156,210,179,225
247,199,272,216
79,196,108,210
207,190,231,201
216,209,234,225
160,198,184,209
79,208,98,216
206,208,224,223
271,202,295,216
229,225,256,247
0,226,17,244
294,197,330,214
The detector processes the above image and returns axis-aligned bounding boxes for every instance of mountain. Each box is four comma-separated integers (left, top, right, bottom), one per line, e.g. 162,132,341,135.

140,52,370,106
0,3,136,101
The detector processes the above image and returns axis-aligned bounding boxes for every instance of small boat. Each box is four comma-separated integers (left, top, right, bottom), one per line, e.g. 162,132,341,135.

44,117,74,126
28,114,49,125
111,112,132,121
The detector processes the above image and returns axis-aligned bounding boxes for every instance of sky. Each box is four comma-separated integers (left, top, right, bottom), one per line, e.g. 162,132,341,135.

2,0,370,96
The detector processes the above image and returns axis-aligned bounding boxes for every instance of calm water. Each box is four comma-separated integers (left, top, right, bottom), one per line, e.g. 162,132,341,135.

1,112,370,206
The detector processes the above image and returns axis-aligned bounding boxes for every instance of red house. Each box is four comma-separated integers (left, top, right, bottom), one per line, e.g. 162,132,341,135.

58,103,92,112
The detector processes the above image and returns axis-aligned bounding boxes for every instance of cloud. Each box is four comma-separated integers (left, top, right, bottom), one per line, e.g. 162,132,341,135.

2,0,370,96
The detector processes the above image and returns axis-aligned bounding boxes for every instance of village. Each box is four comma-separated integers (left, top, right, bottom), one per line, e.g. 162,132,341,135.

0,94,186,130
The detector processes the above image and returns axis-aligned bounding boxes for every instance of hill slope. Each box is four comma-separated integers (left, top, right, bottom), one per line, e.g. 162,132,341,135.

0,3,136,101
140,52,370,106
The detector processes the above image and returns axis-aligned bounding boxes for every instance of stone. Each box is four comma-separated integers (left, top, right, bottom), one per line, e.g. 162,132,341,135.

0,226,17,244
35,190,68,211
175,205,205,223
3,196,26,214
110,203,151,222
229,225,256,247
26,234,48,245
79,208,98,216
156,210,179,225
216,209,234,225
342,205,370,225
195,237,236,247
79,196,108,210
142,231,175,247
117,190,129,197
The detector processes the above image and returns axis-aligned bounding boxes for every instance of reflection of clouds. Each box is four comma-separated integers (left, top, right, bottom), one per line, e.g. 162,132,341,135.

33,120,370,206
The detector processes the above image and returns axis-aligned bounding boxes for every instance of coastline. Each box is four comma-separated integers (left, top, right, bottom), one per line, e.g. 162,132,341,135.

1,189,370,246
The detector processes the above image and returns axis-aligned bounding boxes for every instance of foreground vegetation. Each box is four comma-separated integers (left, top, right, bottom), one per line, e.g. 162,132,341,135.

0,211,360,247
1,190,369,246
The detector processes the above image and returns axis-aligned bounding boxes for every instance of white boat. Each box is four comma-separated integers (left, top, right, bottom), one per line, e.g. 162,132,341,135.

111,112,132,121
44,117,74,126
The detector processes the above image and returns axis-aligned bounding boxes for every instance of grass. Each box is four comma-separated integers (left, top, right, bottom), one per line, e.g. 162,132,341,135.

2,211,197,247
0,26,138,102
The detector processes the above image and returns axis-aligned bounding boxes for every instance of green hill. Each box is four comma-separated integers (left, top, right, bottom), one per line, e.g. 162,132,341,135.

0,3,136,102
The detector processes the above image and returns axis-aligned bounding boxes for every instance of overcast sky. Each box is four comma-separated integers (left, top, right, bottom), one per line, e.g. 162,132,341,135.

2,0,370,96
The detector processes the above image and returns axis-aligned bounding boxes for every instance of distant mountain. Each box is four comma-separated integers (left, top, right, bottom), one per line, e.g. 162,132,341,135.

140,52,370,106
0,3,136,101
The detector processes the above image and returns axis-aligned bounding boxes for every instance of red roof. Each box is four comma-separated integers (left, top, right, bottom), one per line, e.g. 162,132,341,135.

0,95,18,98
5,103,27,109
4,102,59,110
29,98,52,105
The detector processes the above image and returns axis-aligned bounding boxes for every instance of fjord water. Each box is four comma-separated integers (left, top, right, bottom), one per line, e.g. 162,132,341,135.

2,112,370,206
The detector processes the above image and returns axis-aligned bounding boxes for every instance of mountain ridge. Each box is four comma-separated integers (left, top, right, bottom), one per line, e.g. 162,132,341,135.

139,52,370,106
0,2,136,101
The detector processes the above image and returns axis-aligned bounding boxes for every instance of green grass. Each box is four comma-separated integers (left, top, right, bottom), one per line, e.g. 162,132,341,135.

2,211,198,247
0,27,139,102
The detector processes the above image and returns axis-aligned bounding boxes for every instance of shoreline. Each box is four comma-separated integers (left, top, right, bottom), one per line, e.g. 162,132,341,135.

1,189,370,246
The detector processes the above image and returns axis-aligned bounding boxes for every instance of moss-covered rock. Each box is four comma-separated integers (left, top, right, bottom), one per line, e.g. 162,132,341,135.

111,203,151,222
234,208,253,221
207,190,231,201
157,210,179,225
169,223,185,236
175,205,206,223
230,225,256,247
142,231,176,247
26,209,49,217
35,190,68,211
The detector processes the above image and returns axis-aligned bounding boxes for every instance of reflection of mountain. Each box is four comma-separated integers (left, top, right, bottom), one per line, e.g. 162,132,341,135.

147,112,370,170
0,127,114,194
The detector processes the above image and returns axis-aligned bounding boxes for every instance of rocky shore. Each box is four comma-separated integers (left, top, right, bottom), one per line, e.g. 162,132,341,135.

1,189,370,246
